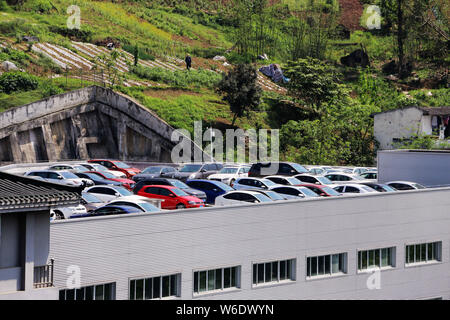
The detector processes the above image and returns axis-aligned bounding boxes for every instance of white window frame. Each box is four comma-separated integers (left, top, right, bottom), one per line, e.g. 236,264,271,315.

252,259,296,287
357,247,396,272
129,273,181,300
193,265,241,296
306,253,347,279
405,241,442,266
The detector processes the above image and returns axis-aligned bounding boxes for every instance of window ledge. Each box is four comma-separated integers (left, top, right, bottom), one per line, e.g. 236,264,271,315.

357,266,395,274
193,287,240,298
306,272,347,281
252,279,296,290
405,260,441,268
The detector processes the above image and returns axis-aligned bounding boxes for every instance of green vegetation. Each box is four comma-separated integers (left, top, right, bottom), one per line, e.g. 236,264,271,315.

0,71,39,93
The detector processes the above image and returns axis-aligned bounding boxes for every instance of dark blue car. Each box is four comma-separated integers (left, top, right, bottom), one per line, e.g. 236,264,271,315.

185,179,234,204
75,172,122,186
70,205,142,219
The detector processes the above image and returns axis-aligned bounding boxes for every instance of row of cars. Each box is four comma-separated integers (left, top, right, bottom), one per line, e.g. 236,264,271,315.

19,159,426,220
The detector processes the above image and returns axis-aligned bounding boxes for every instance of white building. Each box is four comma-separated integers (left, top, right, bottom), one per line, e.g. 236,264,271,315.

373,106,450,150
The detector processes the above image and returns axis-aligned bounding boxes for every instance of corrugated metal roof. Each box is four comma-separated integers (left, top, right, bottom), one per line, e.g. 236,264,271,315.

371,106,450,117
0,171,82,212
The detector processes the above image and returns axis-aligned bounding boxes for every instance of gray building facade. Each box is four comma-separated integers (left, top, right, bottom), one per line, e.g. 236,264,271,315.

50,187,450,300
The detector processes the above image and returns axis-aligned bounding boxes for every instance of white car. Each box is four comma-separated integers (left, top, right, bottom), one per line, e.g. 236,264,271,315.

50,204,87,220
293,174,334,185
107,199,160,213
207,165,250,185
270,186,320,199
386,181,426,191
25,170,93,187
47,163,88,173
332,184,378,195
231,177,283,190
324,173,371,184
83,185,162,207
78,163,127,179
265,175,303,186
215,190,273,206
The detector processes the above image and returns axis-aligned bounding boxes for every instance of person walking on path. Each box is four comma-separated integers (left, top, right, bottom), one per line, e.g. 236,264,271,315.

185,54,192,71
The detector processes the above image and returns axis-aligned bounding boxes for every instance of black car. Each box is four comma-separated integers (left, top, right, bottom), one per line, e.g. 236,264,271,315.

248,162,308,178
359,182,396,192
133,178,207,202
75,172,122,186
132,166,178,182
173,163,223,181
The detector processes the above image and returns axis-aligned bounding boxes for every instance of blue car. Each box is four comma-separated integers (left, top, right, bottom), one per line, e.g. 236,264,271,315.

70,205,142,219
185,179,234,204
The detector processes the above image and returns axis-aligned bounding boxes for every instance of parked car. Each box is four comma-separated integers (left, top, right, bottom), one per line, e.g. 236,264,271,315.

295,184,343,197
385,181,426,191
88,159,141,179
271,186,320,198
25,170,93,187
237,189,287,201
293,174,334,186
359,171,378,180
214,190,273,206
47,163,88,173
84,171,135,190
50,203,87,220
264,175,303,186
75,172,122,186
185,179,234,204
248,162,308,177
78,162,127,179
83,185,144,202
332,184,378,195
207,165,250,185
137,185,205,210
306,166,327,175
174,163,223,181
132,166,178,182
231,177,280,190
81,192,106,212
70,205,143,219
133,178,207,202
324,173,368,183
106,199,160,213
352,167,369,175
358,182,396,192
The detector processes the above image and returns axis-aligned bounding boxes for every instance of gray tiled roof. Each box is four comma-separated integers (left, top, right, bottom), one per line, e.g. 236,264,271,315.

0,171,82,212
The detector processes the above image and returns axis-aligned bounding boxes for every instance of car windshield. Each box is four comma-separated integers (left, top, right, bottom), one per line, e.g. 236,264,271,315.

287,177,302,185
413,183,426,189
74,165,87,172
317,176,333,185
180,164,202,172
254,194,272,202
114,161,131,169
115,187,133,196
92,164,109,171
291,163,308,173
219,167,238,174
171,188,188,197
261,179,277,187
138,202,159,212
381,185,396,192
143,167,162,174
320,186,341,196
82,193,103,203
362,186,376,192
170,180,190,189
299,187,320,197
60,172,79,179
96,171,116,179
262,191,285,201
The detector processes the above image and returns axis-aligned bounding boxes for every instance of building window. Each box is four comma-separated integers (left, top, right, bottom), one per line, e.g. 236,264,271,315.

306,253,346,278
193,266,240,294
129,274,180,300
358,247,395,271
59,282,115,300
406,242,441,265
252,259,295,286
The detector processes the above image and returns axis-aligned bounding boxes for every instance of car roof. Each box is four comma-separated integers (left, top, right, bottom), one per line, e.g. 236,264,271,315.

224,190,264,196
85,185,124,190
140,184,176,189
96,204,141,212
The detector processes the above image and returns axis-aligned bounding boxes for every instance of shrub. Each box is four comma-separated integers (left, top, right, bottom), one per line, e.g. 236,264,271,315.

0,72,39,94
39,80,63,98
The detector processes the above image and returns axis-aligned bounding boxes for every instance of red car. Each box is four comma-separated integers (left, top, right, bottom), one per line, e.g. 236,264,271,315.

86,171,136,191
296,184,342,197
137,185,205,210
88,159,141,179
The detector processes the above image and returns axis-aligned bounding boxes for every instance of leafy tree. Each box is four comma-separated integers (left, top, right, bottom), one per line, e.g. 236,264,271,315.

216,63,262,126
133,44,139,67
283,58,345,117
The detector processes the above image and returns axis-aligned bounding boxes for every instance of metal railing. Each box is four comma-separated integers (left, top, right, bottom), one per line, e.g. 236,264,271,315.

33,259,54,289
